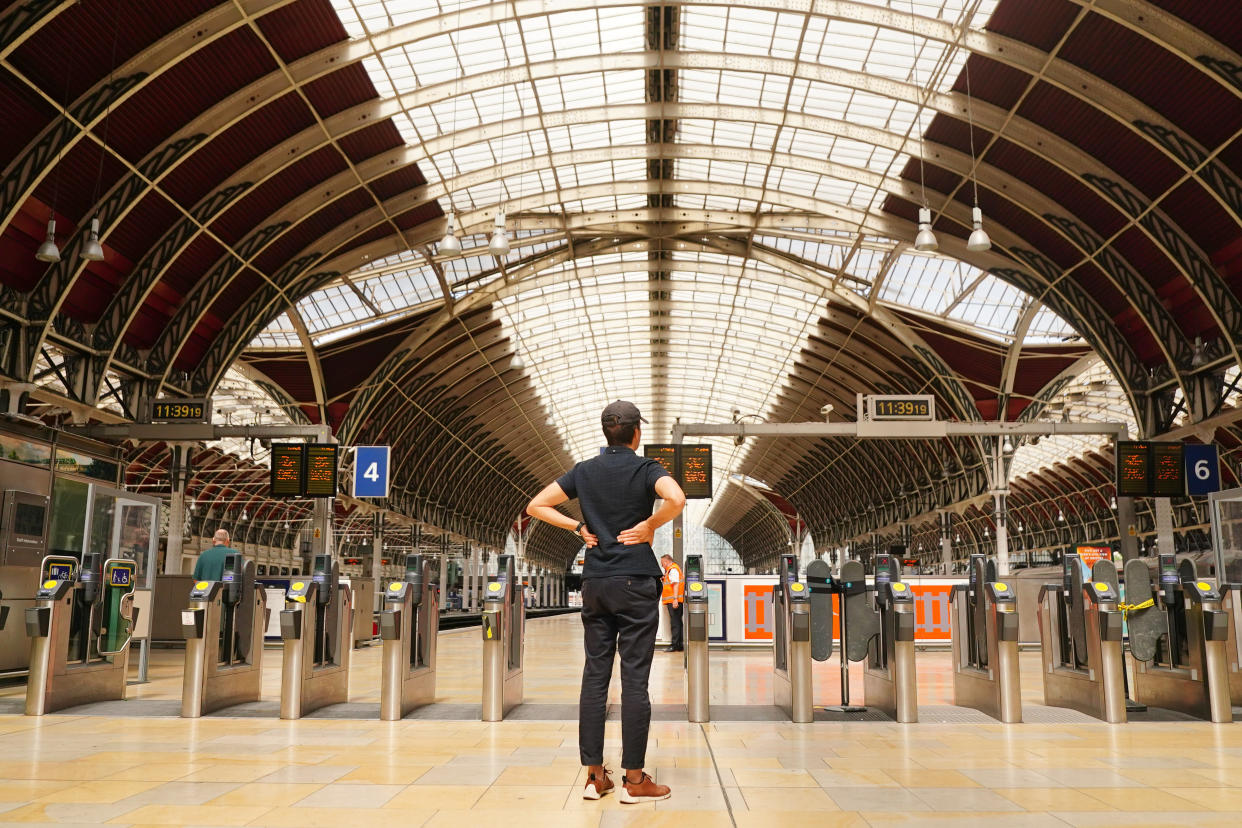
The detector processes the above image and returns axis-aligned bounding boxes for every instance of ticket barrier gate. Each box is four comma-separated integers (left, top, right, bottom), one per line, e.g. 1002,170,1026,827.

1125,555,1232,722
683,554,709,722
772,554,812,722
379,555,439,720
481,554,523,721
181,553,267,717
1036,555,1126,722
855,553,917,722
25,553,139,715
279,555,352,719
951,555,1022,722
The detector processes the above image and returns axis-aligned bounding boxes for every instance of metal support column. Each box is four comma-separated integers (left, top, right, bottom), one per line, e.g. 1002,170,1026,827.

940,511,953,574
1155,498,1175,556
371,513,383,613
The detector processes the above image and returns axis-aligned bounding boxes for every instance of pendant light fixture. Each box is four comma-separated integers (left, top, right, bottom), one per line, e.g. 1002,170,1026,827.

80,217,105,261
439,212,462,255
36,219,61,262
81,11,121,264
963,58,991,252
908,0,937,253
488,210,509,257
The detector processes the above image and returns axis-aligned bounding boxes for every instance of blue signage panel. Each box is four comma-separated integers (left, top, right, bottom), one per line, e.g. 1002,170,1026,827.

353,446,391,498
1185,443,1220,496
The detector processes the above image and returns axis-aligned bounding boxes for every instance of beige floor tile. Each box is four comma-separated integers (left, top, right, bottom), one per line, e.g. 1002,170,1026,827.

384,784,487,810
34,779,162,804
251,806,435,827
494,765,583,786
426,810,600,828
101,762,209,782
883,768,980,788
1076,787,1207,812
993,787,1116,811
598,811,733,828
104,803,271,825
208,782,324,807
475,785,580,810
739,786,839,811
337,764,431,784
729,769,818,788
0,780,76,801
1159,787,1242,811
179,764,287,783
734,813,868,828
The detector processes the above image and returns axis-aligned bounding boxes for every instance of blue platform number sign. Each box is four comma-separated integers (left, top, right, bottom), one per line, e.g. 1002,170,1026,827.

353,446,391,498
1185,443,1220,496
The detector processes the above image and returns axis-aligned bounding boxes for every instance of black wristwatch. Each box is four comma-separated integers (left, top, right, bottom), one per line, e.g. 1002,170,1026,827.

574,521,585,534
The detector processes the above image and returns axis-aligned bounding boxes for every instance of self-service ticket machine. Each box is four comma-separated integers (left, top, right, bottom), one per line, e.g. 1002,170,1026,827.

25,553,139,715
683,553,709,722
379,554,439,720
1125,554,1232,722
951,554,1022,722
1036,554,1126,722
773,553,812,723
481,553,524,721
181,553,267,717
861,553,918,722
279,554,352,719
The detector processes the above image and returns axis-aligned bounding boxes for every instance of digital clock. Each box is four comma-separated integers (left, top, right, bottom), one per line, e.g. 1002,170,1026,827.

148,397,210,423
866,394,935,421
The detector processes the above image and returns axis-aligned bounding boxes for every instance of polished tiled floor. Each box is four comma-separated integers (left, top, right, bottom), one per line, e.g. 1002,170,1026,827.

1,614,1241,826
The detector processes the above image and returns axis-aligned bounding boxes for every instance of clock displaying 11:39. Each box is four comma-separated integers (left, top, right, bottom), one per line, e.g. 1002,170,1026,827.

147,398,211,423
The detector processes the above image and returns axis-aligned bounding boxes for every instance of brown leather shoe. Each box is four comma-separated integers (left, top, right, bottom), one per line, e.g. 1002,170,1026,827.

582,767,614,800
620,771,671,803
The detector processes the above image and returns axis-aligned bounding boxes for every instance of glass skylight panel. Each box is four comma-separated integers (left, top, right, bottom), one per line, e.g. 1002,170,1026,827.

1025,305,1079,343
950,275,1027,336
879,253,961,312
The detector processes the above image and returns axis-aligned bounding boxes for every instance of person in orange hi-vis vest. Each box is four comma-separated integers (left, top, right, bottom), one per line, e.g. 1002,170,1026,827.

660,554,684,652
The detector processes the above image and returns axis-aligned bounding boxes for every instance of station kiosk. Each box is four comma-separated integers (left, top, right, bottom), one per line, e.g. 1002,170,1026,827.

1036,554,1126,722
279,555,352,719
180,553,267,717
25,553,139,715
772,553,812,722
378,554,439,720
1125,554,1232,722
950,555,1022,722
683,553,709,722
861,553,918,722
481,554,524,721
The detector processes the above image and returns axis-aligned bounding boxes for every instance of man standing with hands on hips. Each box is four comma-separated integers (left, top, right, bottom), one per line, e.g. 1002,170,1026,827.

526,400,686,804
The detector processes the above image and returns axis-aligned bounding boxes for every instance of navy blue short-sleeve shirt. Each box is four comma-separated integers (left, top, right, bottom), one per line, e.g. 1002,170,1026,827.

556,446,670,579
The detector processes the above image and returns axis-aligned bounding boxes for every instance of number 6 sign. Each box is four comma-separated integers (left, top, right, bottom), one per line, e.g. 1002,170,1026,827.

1185,444,1220,496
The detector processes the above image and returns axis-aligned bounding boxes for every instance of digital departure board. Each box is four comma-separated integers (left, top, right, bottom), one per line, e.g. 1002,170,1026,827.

1151,442,1185,498
642,444,712,499
304,444,338,497
270,444,305,497
643,445,678,478
1115,440,1150,497
866,394,935,421
680,444,712,499
1115,440,1187,498
147,397,210,423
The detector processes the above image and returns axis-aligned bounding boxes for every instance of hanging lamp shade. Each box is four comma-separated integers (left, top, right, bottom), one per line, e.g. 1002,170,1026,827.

80,217,105,261
35,218,60,262
439,213,462,255
966,206,991,252
914,207,938,252
488,211,509,257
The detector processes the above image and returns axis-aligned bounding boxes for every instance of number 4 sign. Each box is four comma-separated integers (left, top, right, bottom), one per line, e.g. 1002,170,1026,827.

1185,443,1220,496
353,446,391,498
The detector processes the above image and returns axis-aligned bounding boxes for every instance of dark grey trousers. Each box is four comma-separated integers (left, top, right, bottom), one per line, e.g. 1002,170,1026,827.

578,574,661,768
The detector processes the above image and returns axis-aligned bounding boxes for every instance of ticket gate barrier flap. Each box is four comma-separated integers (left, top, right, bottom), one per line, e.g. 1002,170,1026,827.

379,557,438,721
950,558,1022,723
279,566,353,720
25,555,137,716
482,555,524,721
1035,560,1126,723
863,573,918,723
805,559,834,663
1127,557,1232,722
840,560,877,664
684,555,709,723
181,558,267,718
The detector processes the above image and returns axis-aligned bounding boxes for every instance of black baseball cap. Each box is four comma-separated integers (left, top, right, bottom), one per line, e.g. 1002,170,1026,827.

601,400,648,426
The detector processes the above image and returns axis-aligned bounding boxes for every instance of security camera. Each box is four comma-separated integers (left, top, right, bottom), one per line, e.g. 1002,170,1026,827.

820,403,834,421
